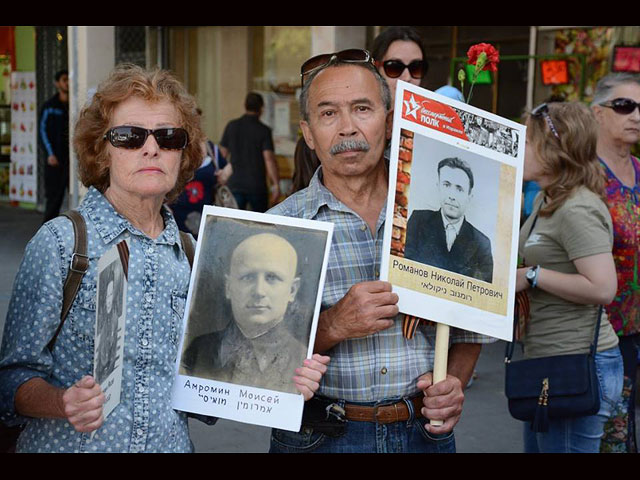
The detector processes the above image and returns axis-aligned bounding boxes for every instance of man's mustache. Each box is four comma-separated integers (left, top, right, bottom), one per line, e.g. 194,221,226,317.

330,140,370,155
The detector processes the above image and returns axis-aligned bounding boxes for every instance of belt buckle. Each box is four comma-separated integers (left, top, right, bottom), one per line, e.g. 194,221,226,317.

373,402,400,424
70,252,89,273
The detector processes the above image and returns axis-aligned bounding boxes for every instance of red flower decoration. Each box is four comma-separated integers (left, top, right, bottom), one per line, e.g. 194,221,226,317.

467,43,500,72
185,180,204,204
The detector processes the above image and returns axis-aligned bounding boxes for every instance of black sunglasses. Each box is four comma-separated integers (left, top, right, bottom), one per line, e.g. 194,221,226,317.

104,126,189,150
600,97,640,115
300,49,374,85
531,103,560,139
377,59,427,80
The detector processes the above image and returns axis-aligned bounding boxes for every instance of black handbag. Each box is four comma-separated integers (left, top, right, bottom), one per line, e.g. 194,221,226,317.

504,305,603,433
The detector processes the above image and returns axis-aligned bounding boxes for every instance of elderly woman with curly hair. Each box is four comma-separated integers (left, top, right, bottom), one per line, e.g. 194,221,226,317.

0,65,328,453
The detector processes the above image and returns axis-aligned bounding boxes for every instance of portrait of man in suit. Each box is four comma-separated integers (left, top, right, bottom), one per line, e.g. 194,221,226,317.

94,260,124,385
404,156,494,283
180,232,308,394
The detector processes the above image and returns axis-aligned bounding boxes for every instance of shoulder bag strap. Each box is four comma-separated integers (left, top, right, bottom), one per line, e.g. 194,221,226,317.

179,231,195,269
47,210,89,351
589,305,603,357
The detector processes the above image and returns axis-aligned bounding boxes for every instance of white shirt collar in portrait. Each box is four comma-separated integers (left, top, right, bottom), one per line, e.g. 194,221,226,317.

440,209,464,251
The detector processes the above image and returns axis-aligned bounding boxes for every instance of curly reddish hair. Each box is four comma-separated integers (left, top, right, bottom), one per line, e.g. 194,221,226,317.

73,64,205,203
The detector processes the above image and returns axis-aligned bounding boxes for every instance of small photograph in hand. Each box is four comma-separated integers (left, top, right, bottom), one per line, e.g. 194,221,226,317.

93,243,127,419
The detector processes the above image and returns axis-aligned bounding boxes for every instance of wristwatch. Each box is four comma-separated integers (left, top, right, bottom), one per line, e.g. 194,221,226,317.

525,265,540,288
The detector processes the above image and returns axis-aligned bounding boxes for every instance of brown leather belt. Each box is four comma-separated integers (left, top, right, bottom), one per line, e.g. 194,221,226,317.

343,396,425,424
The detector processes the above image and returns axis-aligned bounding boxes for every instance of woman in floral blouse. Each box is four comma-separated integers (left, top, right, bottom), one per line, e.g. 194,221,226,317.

592,72,640,453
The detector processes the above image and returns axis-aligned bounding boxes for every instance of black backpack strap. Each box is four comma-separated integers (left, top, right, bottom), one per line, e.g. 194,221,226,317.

47,210,89,351
179,231,194,269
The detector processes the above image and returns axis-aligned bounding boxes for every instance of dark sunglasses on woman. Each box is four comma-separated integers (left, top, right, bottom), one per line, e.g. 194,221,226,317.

300,49,374,85
599,98,640,115
377,59,428,80
104,126,189,150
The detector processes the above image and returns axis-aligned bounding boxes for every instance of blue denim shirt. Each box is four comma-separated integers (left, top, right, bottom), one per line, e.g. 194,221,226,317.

0,187,195,452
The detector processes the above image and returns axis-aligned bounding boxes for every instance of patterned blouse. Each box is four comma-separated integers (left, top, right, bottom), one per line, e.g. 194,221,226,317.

601,156,640,337
0,187,196,452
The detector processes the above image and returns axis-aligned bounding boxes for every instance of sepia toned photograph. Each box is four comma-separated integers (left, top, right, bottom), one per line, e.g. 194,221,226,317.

171,206,333,432
178,209,331,395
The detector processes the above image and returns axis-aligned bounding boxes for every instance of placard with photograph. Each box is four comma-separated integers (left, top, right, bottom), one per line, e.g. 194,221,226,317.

171,206,333,432
380,81,525,342
93,242,127,420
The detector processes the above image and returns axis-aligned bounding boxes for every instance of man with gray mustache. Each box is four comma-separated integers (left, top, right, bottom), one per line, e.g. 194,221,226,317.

330,139,370,155
267,49,492,453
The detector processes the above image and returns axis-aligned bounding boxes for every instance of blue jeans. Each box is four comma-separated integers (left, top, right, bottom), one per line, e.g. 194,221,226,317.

269,398,456,453
523,347,624,453
618,334,640,452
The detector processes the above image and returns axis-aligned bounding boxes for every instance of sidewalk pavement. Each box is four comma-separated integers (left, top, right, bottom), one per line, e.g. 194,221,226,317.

188,339,524,453
0,202,630,453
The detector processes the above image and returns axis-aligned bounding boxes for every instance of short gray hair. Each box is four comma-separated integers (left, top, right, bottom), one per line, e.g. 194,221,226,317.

299,62,392,122
591,72,640,106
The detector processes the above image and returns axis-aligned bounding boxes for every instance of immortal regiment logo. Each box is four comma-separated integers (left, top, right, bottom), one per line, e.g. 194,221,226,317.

401,91,469,141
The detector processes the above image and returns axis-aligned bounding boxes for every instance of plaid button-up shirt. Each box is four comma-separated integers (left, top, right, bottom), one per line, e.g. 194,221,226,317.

269,168,493,403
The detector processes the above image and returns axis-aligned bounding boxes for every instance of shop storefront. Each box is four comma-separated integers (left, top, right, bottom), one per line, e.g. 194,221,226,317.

147,26,370,199
0,26,67,209
1,26,638,210
150,25,639,200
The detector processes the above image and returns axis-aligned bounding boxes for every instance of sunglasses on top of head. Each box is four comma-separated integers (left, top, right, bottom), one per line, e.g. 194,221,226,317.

377,59,428,80
599,97,640,115
300,49,375,86
531,103,560,140
104,126,189,150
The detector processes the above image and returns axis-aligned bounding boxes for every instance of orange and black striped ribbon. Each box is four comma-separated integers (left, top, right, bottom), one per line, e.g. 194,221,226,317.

402,315,437,339
116,240,129,281
403,314,421,339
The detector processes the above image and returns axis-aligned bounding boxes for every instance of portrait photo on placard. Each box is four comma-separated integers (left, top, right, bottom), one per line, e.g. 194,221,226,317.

178,215,329,395
382,81,524,341
402,131,500,284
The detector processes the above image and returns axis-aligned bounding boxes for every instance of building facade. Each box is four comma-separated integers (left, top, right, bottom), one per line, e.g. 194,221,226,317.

1,26,638,210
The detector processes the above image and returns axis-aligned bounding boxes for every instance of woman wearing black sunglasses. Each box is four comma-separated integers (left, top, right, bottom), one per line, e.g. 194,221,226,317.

0,64,328,453
591,72,640,453
371,26,428,104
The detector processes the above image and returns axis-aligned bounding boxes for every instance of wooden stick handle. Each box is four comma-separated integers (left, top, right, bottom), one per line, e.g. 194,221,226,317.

430,323,450,426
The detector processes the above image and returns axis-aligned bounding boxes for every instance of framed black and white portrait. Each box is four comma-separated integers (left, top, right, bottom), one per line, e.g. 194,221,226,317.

172,206,333,432
381,81,526,342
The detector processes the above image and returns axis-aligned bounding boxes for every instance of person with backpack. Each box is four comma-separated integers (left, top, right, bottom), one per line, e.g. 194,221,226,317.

0,65,328,453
